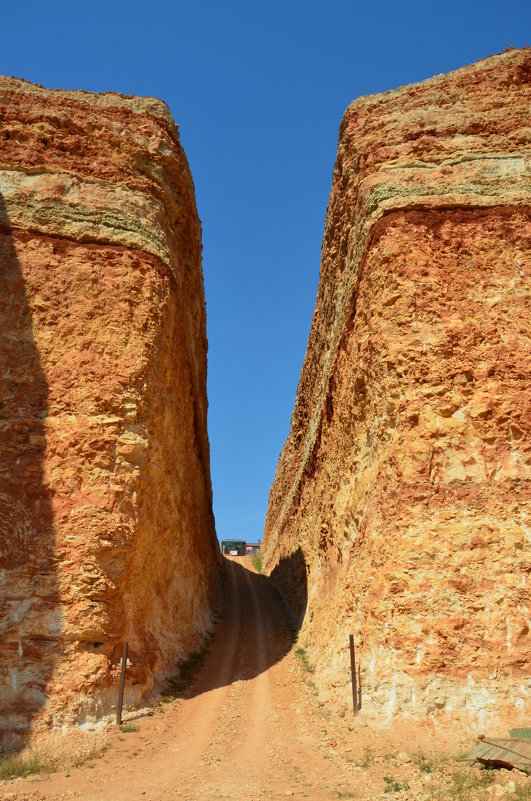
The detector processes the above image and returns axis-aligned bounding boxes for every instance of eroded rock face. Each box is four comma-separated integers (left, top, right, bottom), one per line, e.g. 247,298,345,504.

263,49,530,728
0,78,221,747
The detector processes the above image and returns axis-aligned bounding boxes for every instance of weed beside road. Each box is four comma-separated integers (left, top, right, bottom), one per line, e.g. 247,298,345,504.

0,747,57,780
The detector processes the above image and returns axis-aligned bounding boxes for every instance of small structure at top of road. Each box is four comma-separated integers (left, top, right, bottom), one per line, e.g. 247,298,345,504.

220,539,246,556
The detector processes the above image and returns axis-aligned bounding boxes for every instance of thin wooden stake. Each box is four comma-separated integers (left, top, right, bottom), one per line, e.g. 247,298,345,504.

349,634,358,716
116,641,128,725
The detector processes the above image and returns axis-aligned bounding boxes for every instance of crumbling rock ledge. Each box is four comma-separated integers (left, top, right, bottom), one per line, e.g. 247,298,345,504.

0,77,221,748
263,48,530,729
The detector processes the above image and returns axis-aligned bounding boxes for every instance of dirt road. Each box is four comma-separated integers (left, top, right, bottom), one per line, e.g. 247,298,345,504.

3,558,528,800
4,558,357,801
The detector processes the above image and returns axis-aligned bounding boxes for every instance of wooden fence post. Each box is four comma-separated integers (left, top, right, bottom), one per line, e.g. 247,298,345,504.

349,634,358,716
116,641,128,725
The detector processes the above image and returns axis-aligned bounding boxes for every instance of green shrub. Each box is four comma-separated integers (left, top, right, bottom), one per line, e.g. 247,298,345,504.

413,750,433,773
448,767,495,799
383,775,409,793
294,646,314,674
165,645,208,696
510,728,531,739
0,747,57,780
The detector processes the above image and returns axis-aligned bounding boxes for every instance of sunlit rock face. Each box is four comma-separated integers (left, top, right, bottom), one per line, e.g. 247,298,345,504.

263,48,530,729
0,77,221,747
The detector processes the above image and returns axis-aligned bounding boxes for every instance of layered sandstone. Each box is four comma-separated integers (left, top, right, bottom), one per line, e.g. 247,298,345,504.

0,78,221,748
263,48,530,728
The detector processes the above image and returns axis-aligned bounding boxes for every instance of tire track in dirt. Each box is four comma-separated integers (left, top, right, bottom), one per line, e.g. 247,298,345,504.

222,564,272,784
187,560,274,798
169,557,243,764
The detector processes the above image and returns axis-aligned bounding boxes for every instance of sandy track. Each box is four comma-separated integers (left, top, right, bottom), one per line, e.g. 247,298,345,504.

4,558,354,801
6,559,521,800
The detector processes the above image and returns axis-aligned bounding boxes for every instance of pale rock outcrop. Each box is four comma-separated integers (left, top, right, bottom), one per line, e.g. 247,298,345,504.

0,77,221,748
263,48,530,729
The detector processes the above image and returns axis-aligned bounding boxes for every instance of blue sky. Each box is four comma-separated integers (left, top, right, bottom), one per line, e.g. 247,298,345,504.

3,1,529,541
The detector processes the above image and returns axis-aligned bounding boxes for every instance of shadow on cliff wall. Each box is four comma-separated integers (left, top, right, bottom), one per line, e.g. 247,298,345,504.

163,548,308,702
0,193,60,753
268,546,308,631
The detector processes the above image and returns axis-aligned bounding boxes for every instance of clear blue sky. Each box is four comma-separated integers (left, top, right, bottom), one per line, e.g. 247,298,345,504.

3,1,529,541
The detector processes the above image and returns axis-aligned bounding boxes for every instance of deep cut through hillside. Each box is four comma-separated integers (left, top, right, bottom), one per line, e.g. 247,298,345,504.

263,47,531,728
0,49,529,800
